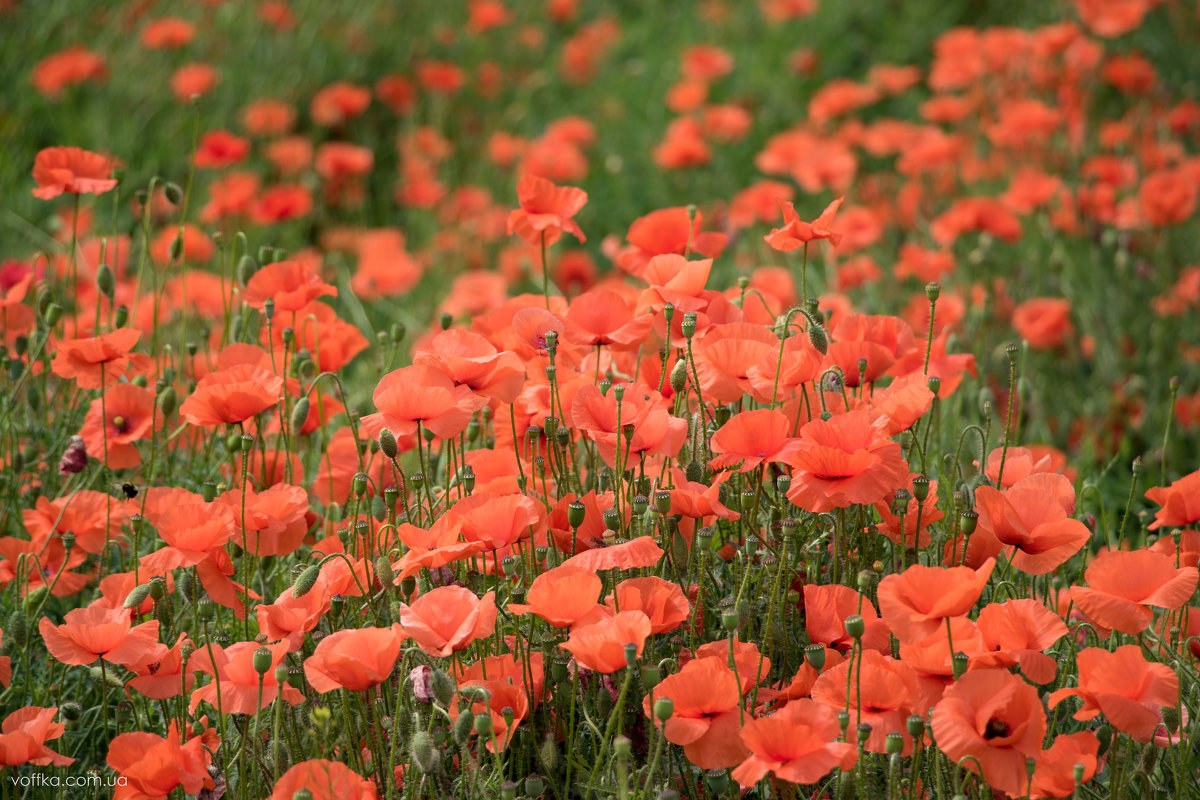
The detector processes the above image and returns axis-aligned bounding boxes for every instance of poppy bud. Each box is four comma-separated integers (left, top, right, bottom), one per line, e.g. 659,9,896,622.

653,696,674,722
283,397,309,436
59,435,88,476
1162,706,1181,735
149,576,167,601
681,312,697,339
176,567,195,601
685,461,703,483
614,735,632,759
844,614,865,640
501,781,519,800
641,663,661,689
96,263,115,299
668,358,689,394
44,302,63,327
169,233,184,262
252,647,272,675
540,734,558,771
236,254,257,286
60,702,82,722
807,321,828,355
411,730,437,772
292,564,321,598
473,713,493,738
161,181,183,205
1073,763,1085,785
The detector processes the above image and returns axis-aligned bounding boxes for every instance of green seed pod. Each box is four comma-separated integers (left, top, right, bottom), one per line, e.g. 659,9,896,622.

805,643,826,670
253,647,273,674
705,769,729,794
907,714,925,740
525,775,546,798
653,696,674,722
681,312,697,339
844,614,865,640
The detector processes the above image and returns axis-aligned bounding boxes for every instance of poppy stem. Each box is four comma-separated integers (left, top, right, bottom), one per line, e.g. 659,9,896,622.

541,231,551,311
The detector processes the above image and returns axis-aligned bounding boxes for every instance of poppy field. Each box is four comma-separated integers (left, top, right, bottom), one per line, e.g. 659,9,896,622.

4,0,1200,798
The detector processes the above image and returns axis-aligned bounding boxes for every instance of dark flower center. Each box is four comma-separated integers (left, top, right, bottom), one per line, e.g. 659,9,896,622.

984,717,1011,740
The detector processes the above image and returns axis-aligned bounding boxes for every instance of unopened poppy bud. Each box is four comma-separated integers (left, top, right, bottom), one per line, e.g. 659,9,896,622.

124,584,152,609
907,714,925,739
169,234,184,262
844,614,865,640
161,181,184,205
669,358,688,394
59,701,82,722
252,647,273,675
236,254,257,286
960,510,978,536
113,305,129,328
681,312,697,339
856,571,872,593
473,713,493,738
44,302,63,327
287,397,310,434
411,730,437,772
389,322,405,344
614,735,632,758
807,321,828,355
148,576,167,600
885,732,904,755
925,282,940,302
399,576,416,599
603,508,621,532
96,262,115,299
1162,705,1181,734
292,564,321,598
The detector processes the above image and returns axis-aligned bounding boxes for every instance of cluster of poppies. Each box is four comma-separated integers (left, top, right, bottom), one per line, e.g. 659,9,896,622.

3,0,1199,798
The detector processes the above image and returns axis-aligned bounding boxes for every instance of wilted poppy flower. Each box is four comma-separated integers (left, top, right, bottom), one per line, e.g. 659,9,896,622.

645,657,749,769
190,641,304,715
0,707,74,767
304,624,407,693
32,146,117,199
509,565,605,629
785,409,910,513
51,327,149,389
931,669,1047,797
1049,645,1177,743
731,698,856,788
1070,549,1198,634
1145,469,1200,530
399,586,498,657
877,558,995,644
107,721,214,799
507,174,587,245
179,363,284,427
39,603,162,668
268,759,378,800
765,197,844,250
561,610,652,673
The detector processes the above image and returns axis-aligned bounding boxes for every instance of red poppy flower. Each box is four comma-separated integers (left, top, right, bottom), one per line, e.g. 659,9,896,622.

78,382,156,469
1070,549,1198,634
22,490,126,554
456,678,529,752
1048,645,1177,742
973,599,1068,685
309,82,372,126
804,584,891,653
304,624,407,693
51,327,149,389
785,409,910,513
39,603,162,668
877,558,995,644
128,634,195,700
710,409,803,472
509,565,605,629
190,641,304,715
1030,732,1100,799
825,313,918,387
107,721,215,799
179,363,284,427
32,47,107,97
413,328,526,405
242,260,337,313
562,536,665,572
268,759,378,800
644,657,749,769
1012,297,1073,350
811,650,921,754
572,382,687,468
731,699,856,789
364,364,478,440
765,197,844,251
874,476,944,549
171,62,219,102
1145,469,1200,530
973,473,1091,575
506,174,587,246
617,207,727,278
561,610,652,673
398,586,498,658
564,288,653,350
931,669,1047,797
32,147,117,199
0,707,74,767
606,577,690,634
218,483,309,557
451,492,547,553
140,17,196,49
695,323,779,403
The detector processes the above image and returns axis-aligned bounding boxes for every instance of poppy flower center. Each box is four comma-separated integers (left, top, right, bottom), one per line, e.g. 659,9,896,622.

983,716,1012,740
112,415,127,433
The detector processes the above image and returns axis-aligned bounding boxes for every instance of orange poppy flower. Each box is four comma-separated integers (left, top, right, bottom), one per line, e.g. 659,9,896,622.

931,669,1047,797
825,313,918,387
572,382,687,468
804,584,891,653
973,599,1067,685
51,327,149,389
1012,297,1073,350
565,288,653,350
140,17,195,49
605,576,690,634
32,47,107,97
78,381,156,469
268,759,378,800
413,328,526,405
1070,549,1198,634
140,488,237,571
0,630,9,688
365,363,478,440
32,146,117,199
218,483,309,557
452,493,547,553
309,81,372,126
877,558,995,644
170,62,219,102
456,678,530,752
250,183,314,224
644,657,750,769
811,650,921,755
22,489,126,554
1145,469,1200,530
128,634,195,701
304,624,407,693
785,409,910,513
1030,732,1100,799
1048,645,1178,743
179,363,283,427
509,565,606,629
0,707,73,767
710,409,803,472
399,586,498,658
39,603,162,668
695,323,779,403
107,721,214,799
256,576,332,652
973,473,1090,575
559,533,664,571
874,476,944,549
561,610,652,673
506,174,587,246
765,197,844,251
731,698,856,789
1074,0,1150,38
617,207,727,278
243,260,337,313
190,641,304,715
